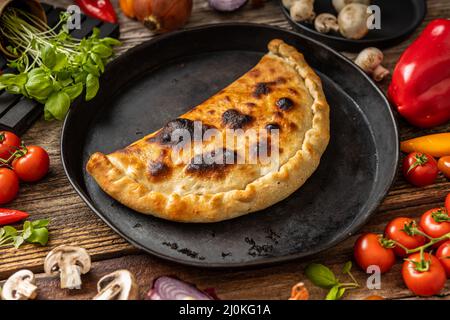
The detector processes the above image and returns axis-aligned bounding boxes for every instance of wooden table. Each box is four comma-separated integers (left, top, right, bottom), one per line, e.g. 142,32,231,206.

1,0,449,300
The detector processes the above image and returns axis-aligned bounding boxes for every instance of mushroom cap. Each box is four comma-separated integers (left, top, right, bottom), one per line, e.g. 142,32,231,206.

44,245,91,275
314,13,340,33
290,0,316,23
94,270,139,300
355,47,384,71
338,3,370,39
332,0,371,13
1,270,37,300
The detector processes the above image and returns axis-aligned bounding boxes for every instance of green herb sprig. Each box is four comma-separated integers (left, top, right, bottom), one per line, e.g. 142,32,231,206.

0,219,49,249
305,261,360,300
0,8,121,120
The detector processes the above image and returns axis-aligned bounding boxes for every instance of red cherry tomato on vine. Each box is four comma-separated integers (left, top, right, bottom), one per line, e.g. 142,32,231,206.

0,168,19,204
446,194,450,214
12,146,49,182
436,241,450,278
419,207,450,246
0,131,20,160
402,253,446,296
438,156,450,179
385,217,427,257
354,233,396,273
402,152,438,187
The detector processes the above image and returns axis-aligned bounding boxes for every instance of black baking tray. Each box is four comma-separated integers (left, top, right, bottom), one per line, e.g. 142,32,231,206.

61,24,399,268
280,0,427,52
0,2,119,135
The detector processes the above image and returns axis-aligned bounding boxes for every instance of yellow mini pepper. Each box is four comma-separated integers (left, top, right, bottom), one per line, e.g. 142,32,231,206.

401,133,450,157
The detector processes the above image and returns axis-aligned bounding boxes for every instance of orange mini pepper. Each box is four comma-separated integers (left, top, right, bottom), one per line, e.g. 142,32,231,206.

401,133,450,157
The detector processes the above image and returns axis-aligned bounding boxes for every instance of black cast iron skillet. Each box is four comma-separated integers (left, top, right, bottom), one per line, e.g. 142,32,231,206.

61,23,399,268
280,0,427,52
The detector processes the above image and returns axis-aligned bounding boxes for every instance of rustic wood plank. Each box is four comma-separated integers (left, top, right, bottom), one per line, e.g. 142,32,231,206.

0,0,449,300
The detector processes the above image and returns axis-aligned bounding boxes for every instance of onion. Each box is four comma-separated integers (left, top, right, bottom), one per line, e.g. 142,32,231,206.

146,276,215,300
126,0,193,33
209,0,248,12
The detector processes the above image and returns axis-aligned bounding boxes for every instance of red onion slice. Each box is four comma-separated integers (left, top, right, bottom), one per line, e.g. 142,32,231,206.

209,0,248,12
146,276,215,300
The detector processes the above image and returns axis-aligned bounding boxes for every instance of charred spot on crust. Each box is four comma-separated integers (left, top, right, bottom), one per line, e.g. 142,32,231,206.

249,69,261,78
149,118,212,146
288,88,299,96
222,109,253,129
265,123,280,131
253,82,271,98
246,102,257,108
275,77,287,84
148,161,171,181
186,149,237,177
276,97,294,111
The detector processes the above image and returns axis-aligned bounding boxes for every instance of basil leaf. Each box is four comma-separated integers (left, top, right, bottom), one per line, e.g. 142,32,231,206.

3,226,17,237
53,52,67,71
0,228,5,238
63,82,83,101
90,53,104,73
85,74,99,101
342,261,352,274
101,37,121,46
41,45,56,69
325,285,340,300
13,236,24,249
92,44,112,58
83,62,99,77
305,263,338,289
45,91,71,121
337,287,346,300
31,219,49,228
25,227,49,246
25,72,53,101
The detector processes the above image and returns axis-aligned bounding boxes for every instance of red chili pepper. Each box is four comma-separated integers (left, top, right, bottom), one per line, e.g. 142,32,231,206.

388,19,450,128
0,209,29,226
75,0,118,24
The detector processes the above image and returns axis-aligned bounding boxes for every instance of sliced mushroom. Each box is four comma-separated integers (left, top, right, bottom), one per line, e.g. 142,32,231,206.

338,3,370,39
355,47,390,81
93,270,139,300
332,0,370,13
290,0,316,23
314,13,339,33
1,270,38,300
282,0,297,9
44,245,91,289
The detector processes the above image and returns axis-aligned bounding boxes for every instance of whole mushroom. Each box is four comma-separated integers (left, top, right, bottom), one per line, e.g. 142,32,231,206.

1,270,38,300
93,270,139,300
44,245,91,290
314,13,339,33
290,0,316,23
332,0,370,13
355,47,390,81
338,3,370,39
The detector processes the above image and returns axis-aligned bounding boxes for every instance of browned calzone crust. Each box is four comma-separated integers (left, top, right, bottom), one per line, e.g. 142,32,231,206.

87,39,330,223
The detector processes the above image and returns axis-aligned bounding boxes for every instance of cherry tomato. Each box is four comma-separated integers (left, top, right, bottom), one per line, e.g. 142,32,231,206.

0,131,20,160
419,208,450,247
12,146,49,182
354,233,396,273
402,253,446,296
385,217,427,257
436,241,450,278
0,168,19,204
446,193,450,214
438,156,450,179
402,152,438,187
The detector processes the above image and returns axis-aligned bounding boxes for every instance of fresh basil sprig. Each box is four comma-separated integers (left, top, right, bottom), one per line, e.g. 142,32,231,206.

0,219,50,249
305,261,360,300
0,8,121,121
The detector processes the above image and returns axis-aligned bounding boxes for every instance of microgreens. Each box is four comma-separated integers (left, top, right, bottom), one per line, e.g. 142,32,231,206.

0,8,121,120
305,261,360,300
0,219,49,249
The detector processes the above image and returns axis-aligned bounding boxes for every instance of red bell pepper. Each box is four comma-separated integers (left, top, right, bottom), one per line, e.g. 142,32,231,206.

0,209,29,226
388,19,450,128
75,0,118,24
